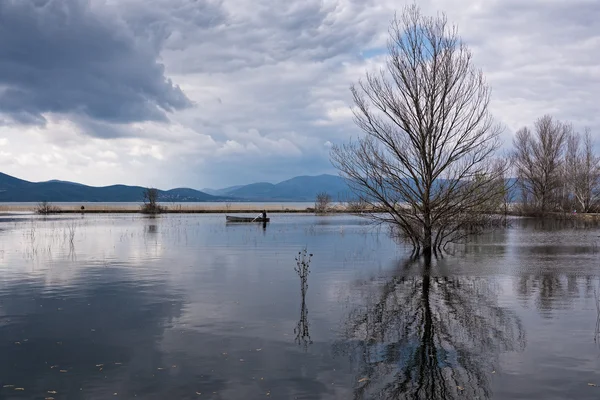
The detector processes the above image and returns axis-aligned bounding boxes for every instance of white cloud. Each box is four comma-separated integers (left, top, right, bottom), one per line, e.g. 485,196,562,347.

129,144,165,160
98,150,118,160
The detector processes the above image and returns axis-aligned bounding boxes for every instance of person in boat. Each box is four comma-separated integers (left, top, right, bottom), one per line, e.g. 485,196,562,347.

262,210,267,220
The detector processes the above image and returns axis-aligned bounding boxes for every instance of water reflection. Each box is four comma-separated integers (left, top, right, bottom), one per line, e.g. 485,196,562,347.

146,224,158,234
68,242,77,261
595,290,600,345
294,249,313,350
0,267,185,398
519,217,600,230
514,274,600,322
336,256,526,400
2,214,600,399
516,274,577,314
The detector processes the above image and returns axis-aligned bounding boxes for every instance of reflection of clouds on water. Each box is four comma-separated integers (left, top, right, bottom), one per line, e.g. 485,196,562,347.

0,215,170,281
335,256,526,400
0,268,187,398
1,259,354,398
158,329,353,399
0,214,399,398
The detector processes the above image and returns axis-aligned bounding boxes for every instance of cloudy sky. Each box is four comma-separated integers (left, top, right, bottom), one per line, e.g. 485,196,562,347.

0,0,598,189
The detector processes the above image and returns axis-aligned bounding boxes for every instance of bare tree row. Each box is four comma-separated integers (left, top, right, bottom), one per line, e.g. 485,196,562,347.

512,115,600,214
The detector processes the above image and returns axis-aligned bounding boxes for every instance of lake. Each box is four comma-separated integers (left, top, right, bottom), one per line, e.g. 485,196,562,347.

0,202,320,212
1,213,600,399
0,202,319,208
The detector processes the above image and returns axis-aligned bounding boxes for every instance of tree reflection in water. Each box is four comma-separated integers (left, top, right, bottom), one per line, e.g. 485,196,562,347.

336,255,526,400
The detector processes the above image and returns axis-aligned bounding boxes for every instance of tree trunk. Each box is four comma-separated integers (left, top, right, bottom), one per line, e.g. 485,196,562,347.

423,213,433,256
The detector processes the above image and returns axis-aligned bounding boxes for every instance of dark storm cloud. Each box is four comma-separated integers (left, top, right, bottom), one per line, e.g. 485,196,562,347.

0,0,201,126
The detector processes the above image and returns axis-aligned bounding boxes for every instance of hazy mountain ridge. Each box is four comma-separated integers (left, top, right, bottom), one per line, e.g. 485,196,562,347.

0,172,520,203
0,172,352,202
201,185,245,196
211,175,354,201
0,173,224,202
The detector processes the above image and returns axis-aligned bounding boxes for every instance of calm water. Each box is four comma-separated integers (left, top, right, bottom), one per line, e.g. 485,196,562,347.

1,214,600,399
0,202,319,209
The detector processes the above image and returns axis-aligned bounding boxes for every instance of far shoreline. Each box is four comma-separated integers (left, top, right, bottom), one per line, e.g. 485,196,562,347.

2,203,600,222
0,203,334,214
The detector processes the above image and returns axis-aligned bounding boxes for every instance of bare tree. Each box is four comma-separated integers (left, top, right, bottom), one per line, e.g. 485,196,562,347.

141,187,163,214
331,5,504,256
35,201,60,215
565,128,600,212
345,197,369,213
564,131,581,211
512,116,569,214
314,192,332,214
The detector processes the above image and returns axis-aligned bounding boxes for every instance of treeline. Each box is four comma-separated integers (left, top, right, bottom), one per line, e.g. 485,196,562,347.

512,115,600,214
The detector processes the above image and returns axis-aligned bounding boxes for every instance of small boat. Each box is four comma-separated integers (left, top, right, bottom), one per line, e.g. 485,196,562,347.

226,215,270,223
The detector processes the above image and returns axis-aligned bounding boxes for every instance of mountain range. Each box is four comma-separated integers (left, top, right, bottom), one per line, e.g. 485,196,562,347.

203,174,353,201
0,172,351,202
0,172,519,203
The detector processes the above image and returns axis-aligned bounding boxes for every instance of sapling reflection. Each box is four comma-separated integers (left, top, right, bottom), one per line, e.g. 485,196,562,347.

294,248,313,349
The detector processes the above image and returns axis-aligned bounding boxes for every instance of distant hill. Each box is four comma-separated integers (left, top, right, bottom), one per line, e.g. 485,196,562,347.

0,172,225,202
0,171,518,203
215,174,521,203
201,185,245,196
44,179,86,186
222,174,354,201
